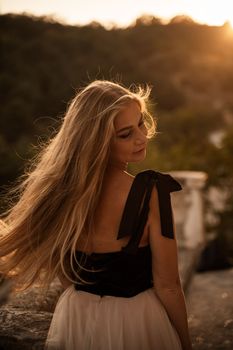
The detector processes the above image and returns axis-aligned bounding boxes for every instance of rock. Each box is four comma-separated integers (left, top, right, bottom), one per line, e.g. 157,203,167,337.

4,279,63,312
0,279,63,349
0,308,52,349
187,268,233,349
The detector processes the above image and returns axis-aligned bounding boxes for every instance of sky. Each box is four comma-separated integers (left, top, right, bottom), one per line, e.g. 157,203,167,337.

1,0,233,28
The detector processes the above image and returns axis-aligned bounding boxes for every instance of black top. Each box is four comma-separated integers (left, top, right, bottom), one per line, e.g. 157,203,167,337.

74,170,182,297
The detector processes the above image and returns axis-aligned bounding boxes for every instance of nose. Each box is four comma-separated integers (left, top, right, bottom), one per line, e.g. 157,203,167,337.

135,129,147,145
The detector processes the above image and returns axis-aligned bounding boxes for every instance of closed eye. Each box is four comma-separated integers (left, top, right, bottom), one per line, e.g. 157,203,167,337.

118,119,145,139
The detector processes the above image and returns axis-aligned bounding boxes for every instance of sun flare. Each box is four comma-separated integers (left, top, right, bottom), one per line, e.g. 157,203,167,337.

186,0,233,28
228,19,233,29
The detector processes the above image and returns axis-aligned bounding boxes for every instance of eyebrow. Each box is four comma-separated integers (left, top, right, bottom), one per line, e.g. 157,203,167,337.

116,114,143,134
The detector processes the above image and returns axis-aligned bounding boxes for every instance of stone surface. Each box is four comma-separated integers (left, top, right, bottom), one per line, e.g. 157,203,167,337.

0,309,52,350
3,279,63,312
0,280,63,350
187,268,233,350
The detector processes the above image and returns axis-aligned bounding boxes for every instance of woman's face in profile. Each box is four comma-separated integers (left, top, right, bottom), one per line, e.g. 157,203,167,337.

110,101,148,165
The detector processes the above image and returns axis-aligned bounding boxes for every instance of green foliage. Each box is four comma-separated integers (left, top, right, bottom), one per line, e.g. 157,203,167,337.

147,108,224,172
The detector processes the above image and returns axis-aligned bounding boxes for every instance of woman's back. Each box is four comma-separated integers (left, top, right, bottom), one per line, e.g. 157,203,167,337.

77,171,149,254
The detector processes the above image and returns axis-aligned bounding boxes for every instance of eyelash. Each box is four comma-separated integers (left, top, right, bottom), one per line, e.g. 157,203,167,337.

119,120,145,139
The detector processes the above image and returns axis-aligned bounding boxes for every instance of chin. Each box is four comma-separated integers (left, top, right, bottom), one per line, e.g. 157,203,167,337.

131,149,147,162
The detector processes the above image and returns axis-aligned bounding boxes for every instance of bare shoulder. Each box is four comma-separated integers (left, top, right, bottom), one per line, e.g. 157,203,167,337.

148,186,181,290
107,171,135,198
122,171,135,185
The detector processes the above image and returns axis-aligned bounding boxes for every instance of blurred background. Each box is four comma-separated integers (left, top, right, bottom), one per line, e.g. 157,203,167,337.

0,1,233,348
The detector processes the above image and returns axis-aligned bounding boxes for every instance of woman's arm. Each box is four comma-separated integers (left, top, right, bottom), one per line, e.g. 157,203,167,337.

148,186,192,350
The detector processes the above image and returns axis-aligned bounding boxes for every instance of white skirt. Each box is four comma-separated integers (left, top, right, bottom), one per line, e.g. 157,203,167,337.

45,285,182,350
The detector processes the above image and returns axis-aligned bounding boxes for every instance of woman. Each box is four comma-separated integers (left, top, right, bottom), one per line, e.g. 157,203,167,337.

0,80,192,350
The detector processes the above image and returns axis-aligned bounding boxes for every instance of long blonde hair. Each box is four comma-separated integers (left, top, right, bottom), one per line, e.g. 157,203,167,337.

0,80,156,290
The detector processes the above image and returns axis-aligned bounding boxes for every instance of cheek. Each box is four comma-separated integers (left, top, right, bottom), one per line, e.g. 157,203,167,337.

110,139,132,159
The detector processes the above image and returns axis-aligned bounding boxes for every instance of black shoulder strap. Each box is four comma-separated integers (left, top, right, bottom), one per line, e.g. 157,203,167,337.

117,170,182,254
117,171,149,240
154,171,182,239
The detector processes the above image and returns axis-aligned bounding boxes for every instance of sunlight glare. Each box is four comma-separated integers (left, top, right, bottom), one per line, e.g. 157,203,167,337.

186,0,233,27
228,18,233,29
2,0,233,29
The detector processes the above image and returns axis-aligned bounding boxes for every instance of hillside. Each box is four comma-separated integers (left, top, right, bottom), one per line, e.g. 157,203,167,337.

1,14,233,114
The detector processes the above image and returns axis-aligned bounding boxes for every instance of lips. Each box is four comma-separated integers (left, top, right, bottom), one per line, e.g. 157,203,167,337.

134,147,145,153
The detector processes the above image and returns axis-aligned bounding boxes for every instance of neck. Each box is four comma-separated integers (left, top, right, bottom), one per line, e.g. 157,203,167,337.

107,161,128,172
